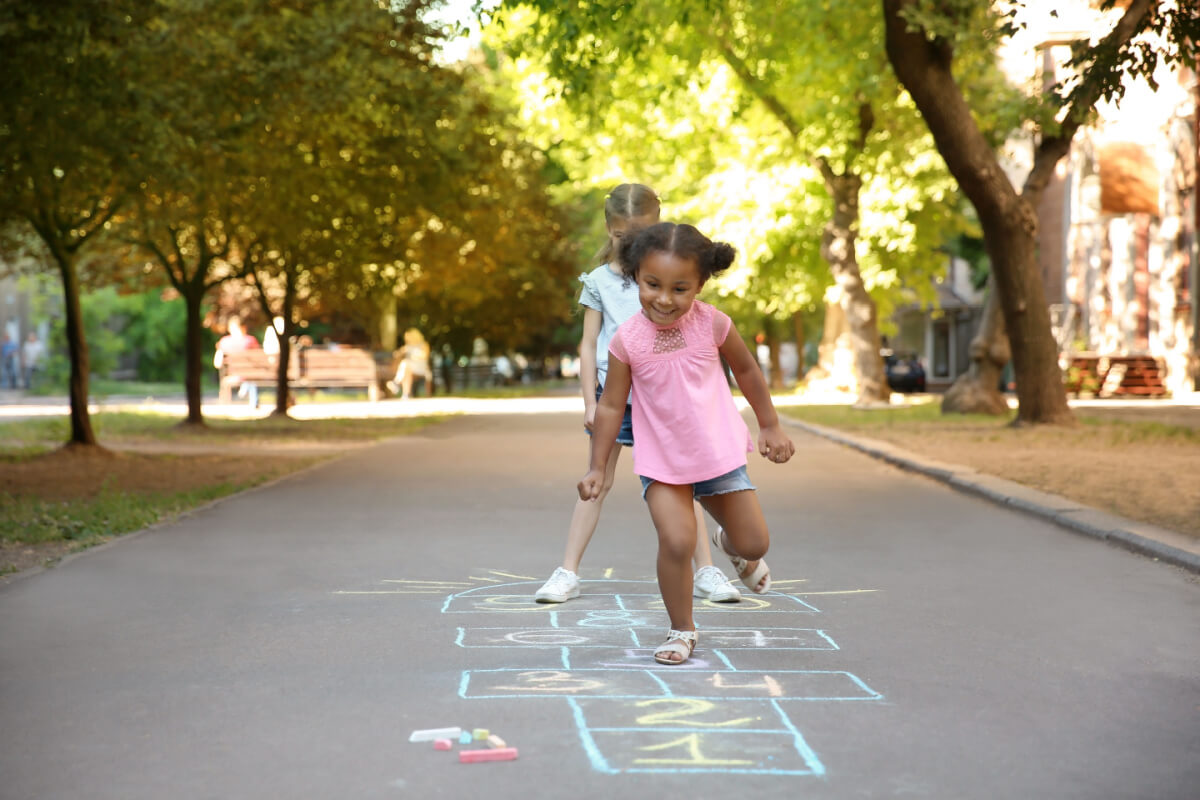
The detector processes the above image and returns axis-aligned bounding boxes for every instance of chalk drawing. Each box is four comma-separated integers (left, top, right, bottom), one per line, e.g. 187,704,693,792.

335,571,880,776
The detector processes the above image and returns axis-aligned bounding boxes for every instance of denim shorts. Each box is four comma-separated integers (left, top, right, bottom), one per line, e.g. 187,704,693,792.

638,464,756,500
586,385,634,446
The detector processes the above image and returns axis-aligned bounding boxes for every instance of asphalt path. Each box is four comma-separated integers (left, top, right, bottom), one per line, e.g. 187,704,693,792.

1,409,1197,799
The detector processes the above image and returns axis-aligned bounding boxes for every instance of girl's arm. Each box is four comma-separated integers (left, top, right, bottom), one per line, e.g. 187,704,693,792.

719,327,796,464
579,354,632,499
578,308,603,428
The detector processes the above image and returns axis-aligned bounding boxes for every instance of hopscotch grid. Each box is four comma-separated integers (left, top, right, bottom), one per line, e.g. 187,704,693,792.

425,572,881,775
455,627,838,651
460,668,882,701
771,698,827,776
712,649,737,670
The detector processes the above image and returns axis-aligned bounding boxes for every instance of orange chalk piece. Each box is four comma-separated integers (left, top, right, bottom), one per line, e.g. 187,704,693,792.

486,734,507,749
459,747,518,763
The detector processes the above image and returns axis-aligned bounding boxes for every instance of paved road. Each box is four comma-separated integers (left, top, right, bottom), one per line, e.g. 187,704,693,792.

1,409,1197,799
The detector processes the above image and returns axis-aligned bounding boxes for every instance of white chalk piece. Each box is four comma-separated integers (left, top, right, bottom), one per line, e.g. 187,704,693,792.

409,727,461,743
459,747,518,763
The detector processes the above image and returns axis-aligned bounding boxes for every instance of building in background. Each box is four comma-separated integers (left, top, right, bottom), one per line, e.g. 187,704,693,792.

1014,2,1197,395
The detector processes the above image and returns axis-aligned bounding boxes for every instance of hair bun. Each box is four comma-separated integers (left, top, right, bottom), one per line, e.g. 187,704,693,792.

710,242,736,274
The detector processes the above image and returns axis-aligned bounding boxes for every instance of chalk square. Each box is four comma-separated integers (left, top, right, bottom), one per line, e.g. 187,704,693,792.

568,696,796,733
455,626,639,648
440,594,625,614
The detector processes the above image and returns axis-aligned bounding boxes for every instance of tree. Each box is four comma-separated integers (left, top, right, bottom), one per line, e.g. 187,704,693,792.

488,0,973,404
0,1,164,446
883,0,1200,424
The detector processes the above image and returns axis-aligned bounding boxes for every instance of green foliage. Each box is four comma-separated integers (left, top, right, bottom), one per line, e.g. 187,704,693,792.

38,289,205,386
42,288,125,385
122,291,212,382
486,0,996,338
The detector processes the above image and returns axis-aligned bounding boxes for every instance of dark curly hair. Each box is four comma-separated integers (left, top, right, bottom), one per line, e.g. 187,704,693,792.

616,222,736,284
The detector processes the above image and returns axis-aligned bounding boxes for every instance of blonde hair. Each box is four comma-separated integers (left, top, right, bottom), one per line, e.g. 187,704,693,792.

595,183,660,265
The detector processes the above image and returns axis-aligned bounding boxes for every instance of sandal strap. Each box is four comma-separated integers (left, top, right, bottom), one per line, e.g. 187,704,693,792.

665,628,697,643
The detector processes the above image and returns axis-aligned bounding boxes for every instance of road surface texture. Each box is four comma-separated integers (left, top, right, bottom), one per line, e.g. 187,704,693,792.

2,409,1197,799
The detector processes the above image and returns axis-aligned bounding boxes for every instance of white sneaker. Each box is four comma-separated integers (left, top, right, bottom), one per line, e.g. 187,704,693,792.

693,565,742,603
535,567,580,603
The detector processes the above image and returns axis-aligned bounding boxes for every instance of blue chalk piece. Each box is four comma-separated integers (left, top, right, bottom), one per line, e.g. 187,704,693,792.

459,731,473,744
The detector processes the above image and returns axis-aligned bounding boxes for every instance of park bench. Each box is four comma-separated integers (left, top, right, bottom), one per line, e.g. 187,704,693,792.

1064,353,1167,398
296,347,379,401
219,347,379,404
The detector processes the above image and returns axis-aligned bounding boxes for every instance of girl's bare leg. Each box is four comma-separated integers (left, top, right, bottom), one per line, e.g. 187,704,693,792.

560,444,623,572
692,502,715,569
698,490,770,590
645,482,699,638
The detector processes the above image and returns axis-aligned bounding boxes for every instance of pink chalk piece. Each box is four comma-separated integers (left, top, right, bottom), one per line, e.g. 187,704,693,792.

433,739,453,751
459,747,519,764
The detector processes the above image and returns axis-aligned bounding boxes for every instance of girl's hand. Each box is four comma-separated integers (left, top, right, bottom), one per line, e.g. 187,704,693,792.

578,469,604,500
583,402,597,432
759,425,795,464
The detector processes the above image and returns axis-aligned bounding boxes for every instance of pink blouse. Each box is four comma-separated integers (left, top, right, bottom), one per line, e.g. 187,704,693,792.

610,300,753,484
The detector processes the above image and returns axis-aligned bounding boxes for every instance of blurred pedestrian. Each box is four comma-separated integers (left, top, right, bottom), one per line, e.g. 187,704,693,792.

0,334,17,389
388,328,430,399
213,317,261,406
534,183,739,606
21,331,44,389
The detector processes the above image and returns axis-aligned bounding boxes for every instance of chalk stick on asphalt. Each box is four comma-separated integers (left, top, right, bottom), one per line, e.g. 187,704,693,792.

459,747,518,763
458,731,473,744
486,734,506,749
472,728,489,741
409,727,461,743
433,739,453,751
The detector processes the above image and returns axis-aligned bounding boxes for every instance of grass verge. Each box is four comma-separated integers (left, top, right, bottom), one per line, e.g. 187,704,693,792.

779,397,1200,539
0,411,446,577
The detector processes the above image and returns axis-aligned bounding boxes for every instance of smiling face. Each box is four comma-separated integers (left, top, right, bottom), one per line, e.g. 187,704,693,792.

637,250,704,326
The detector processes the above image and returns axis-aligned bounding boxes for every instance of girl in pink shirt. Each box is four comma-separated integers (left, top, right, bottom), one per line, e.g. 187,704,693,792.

579,222,795,665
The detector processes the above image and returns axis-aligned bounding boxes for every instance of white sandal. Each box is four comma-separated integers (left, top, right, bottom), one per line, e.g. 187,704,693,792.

712,526,771,594
653,629,697,665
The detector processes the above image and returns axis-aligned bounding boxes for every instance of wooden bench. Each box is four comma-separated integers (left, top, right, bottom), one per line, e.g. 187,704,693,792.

1064,353,1167,398
296,347,379,401
218,347,378,404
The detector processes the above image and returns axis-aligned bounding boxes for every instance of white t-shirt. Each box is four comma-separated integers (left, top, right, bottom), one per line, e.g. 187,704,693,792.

578,262,641,390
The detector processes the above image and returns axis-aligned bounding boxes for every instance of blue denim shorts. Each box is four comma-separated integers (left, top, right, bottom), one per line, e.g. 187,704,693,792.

587,385,634,446
638,464,756,500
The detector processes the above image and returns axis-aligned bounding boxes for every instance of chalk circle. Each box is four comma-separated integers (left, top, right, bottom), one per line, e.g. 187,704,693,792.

503,631,590,645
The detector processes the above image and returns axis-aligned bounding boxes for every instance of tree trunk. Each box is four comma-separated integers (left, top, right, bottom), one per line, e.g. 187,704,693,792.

762,315,783,391
51,246,98,446
883,0,1074,425
272,273,296,417
821,172,889,405
941,276,1010,415
181,287,206,426
985,209,1073,424
378,295,398,352
814,291,849,381
792,310,806,381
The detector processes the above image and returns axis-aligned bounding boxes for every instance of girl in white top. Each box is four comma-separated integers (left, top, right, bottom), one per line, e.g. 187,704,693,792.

535,184,744,604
